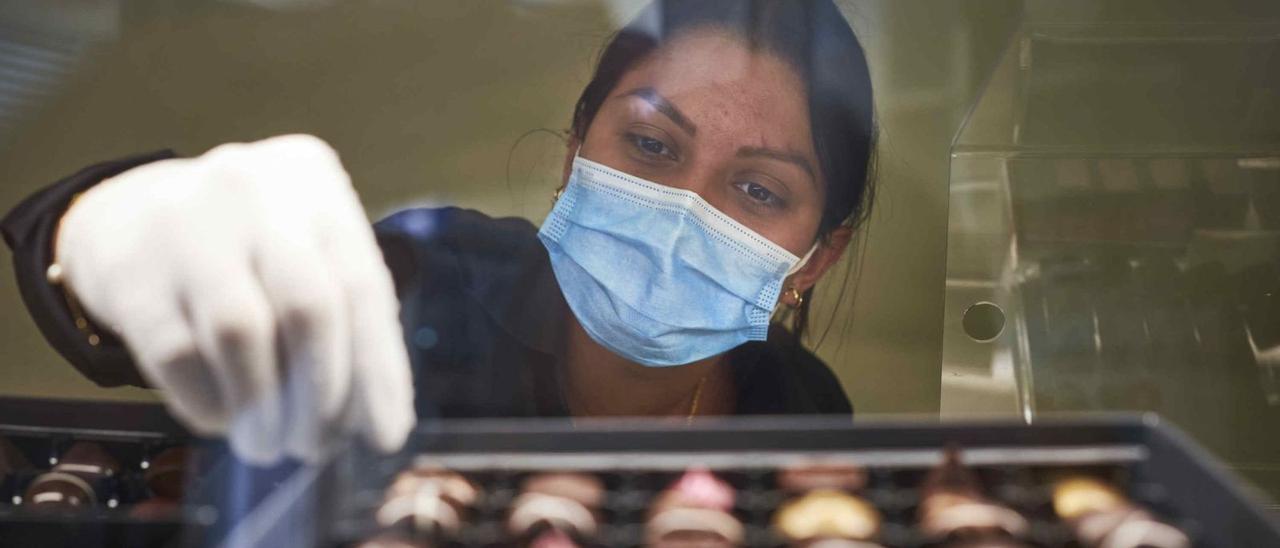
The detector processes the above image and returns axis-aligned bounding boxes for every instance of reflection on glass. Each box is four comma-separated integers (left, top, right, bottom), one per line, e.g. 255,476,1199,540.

0,0,877,465
946,11,1280,500
1,1,1278,547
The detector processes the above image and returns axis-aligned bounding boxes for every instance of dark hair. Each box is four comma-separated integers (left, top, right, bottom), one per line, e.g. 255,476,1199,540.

570,0,878,342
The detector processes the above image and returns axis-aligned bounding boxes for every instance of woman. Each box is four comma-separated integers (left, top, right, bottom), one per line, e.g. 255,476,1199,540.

1,0,875,463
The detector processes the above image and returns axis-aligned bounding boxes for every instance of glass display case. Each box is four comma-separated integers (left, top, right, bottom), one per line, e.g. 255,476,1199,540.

943,9,1280,503
2,1,1280,547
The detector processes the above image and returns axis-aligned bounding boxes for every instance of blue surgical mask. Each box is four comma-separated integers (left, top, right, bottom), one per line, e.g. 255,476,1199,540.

537,155,815,367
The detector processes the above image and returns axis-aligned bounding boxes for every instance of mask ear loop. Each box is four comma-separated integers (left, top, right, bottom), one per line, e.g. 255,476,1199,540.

784,242,820,277
553,147,585,204
777,242,820,311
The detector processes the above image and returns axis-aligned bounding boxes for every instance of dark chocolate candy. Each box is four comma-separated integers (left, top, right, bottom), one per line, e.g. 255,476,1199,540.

128,497,181,520
23,471,95,510
55,442,120,480
0,435,32,475
145,446,189,500
918,448,1029,541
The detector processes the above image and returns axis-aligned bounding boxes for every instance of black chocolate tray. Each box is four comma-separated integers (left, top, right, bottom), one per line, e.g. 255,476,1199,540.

281,415,1280,548
3,397,1278,548
0,397,192,548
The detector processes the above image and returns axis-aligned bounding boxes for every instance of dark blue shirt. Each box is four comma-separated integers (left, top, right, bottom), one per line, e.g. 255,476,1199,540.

4,151,854,418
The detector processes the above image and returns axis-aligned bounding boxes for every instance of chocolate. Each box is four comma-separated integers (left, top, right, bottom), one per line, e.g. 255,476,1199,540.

354,533,431,548
508,472,603,543
917,448,1028,542
920,448,985,503
22,441,123,510
23,471,95,510
772,489,881,543
796,540,886,548
646,468,743,547
385,467,478,508
54,442,120,480
938,537,1033,548
0,435,32,476
1051,475,1190,548
1075,508,1191,548
144,446,189,500
649,468,736,516
521,472,604,508
128,497,181,520
1052,476,1127,519
376,467,478,540
526,527,581,548
777,462,867,493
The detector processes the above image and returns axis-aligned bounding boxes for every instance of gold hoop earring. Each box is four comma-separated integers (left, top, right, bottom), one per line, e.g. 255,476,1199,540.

786,286,804,309
552,185,565,203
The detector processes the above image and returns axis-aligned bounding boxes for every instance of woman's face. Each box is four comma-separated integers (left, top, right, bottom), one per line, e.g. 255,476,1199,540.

576,30,824,258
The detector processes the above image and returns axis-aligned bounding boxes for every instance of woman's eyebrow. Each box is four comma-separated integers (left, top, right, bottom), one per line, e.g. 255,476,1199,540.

620,87,698,136
737,146,817,183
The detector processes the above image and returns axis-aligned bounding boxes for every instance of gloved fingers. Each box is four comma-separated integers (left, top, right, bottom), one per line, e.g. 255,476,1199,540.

346,301,416,454
343,264,415,453
253,230,352,462
279,364,331,464
184,264,284,465
244,135,364,460
323,219,415,453
123,313,230,436
300,157,415,454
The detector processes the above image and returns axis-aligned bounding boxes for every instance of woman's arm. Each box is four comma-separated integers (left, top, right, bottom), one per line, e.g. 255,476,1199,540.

2,135,414,463
2,150,176,387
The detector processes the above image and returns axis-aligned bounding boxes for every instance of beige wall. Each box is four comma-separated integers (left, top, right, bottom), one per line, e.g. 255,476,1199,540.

0,1,1021,413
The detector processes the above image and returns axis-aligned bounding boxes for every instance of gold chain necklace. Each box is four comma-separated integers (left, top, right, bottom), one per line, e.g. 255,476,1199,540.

569,374,708,427
686,374,708,426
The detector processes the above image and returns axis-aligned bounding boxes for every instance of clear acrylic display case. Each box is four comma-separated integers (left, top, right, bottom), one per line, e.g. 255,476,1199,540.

943,12,1280,501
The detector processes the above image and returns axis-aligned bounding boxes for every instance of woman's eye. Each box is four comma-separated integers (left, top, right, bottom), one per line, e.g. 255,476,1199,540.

626,133,676,161
733,181,785,209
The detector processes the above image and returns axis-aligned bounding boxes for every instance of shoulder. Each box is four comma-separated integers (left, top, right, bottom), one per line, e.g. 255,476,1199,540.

733,327,854,416
372,207,543,294
373,206,565,352
787,344,855,415
374,207,539,255
372,207,563,418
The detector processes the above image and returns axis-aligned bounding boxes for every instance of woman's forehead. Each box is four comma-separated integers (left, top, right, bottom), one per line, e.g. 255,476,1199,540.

613,31,814,154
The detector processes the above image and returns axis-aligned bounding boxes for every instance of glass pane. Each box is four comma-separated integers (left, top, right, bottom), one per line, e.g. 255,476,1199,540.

0,0,1277,545
4,0,978,421
946,12,1280,500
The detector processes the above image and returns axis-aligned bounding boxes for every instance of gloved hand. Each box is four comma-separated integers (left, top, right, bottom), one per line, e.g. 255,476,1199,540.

54,134,415,464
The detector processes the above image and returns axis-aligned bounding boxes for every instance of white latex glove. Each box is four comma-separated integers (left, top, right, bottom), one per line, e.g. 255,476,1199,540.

54,134,415,463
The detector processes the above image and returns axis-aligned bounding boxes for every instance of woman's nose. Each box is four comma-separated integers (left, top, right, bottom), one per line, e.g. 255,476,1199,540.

665,166,732,213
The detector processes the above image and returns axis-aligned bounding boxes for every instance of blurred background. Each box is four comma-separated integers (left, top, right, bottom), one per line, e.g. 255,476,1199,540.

2,0,1279,505
0,0,1021,413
